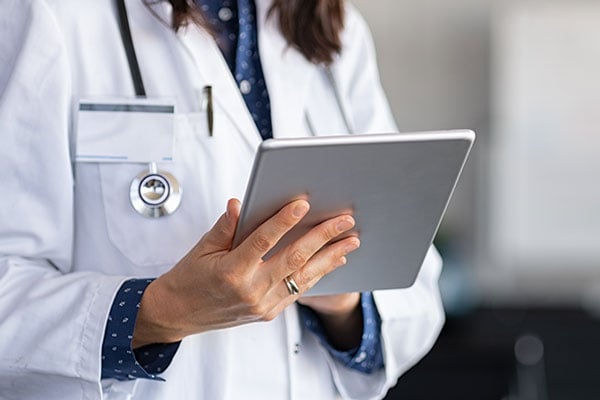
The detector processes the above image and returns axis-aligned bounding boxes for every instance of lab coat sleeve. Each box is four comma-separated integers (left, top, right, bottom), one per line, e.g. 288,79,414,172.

0,2,126,399
323,5,445,399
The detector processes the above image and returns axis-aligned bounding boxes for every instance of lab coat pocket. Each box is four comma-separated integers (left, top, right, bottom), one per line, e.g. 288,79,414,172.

95,110,254,270
185,112,210,137
94,116,209,269
98,161,198,269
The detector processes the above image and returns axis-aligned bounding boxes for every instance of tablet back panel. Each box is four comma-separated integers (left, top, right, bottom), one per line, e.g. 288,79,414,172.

233,130,474,295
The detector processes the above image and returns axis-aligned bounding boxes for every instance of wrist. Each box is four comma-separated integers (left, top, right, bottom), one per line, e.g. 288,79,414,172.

297,293,362,349
317,302,362,332
132,279,185,348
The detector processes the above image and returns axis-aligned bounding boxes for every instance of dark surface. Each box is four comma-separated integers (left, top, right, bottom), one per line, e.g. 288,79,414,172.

384,308,600,400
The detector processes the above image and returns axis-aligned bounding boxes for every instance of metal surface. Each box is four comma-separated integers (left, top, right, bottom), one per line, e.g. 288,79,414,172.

284,277,300,295
130,168,182,218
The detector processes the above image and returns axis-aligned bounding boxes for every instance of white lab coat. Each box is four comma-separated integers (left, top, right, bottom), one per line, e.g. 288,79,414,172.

0,0,444,399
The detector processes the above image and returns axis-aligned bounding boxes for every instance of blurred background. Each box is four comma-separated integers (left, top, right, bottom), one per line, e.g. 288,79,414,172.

351,0,600,398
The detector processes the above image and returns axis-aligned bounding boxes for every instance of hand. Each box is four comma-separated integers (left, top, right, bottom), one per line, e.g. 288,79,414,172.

298,293,363,351
133,198,361,347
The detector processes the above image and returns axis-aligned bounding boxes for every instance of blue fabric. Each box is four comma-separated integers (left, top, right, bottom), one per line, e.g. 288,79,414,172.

298,292,384,374
199,0,273,139
101,279,179,381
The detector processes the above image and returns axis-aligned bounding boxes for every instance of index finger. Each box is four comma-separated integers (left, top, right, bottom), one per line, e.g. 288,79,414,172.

234,199,310,262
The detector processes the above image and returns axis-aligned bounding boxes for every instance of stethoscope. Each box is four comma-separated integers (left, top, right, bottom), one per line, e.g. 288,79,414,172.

129,162,182,218
117,0,182,218
115,0,355,218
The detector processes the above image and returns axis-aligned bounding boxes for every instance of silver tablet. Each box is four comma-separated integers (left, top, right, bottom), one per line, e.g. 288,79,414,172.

233,130,475,295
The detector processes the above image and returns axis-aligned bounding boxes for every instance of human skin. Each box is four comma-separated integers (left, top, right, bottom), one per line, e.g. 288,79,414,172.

133,198,362,350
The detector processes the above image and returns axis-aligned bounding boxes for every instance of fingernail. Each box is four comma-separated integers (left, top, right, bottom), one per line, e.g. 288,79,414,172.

344,239,360,253
293,202,309,218
337,218,354,232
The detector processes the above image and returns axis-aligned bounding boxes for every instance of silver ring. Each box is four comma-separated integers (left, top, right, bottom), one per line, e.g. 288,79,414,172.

284,276,300,296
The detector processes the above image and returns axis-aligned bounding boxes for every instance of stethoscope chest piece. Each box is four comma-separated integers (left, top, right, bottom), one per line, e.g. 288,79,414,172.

130,163,182,218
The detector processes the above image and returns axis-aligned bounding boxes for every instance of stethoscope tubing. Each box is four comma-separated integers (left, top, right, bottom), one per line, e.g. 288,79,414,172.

116,0,146,97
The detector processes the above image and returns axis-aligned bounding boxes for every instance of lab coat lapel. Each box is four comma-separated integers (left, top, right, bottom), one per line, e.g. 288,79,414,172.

255,0,317,139
125,0,262,150
176,25,265,149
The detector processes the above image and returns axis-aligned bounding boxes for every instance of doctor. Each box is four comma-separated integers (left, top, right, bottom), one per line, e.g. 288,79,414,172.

0,0,444,399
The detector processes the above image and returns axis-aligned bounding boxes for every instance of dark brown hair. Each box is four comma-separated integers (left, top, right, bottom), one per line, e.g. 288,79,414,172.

167,0,344,65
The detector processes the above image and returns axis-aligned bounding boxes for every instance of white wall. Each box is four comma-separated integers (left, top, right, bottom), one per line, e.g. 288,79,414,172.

488,1,600,304
351,0,600,306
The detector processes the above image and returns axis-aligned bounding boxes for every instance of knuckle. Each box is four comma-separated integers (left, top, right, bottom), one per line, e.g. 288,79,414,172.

335,244,349,259
274,214,294,231
287,248,308,269
251,233,273,253
308,267,327,286
220,269,241,289
237,286,260,306
261,311,277,322
247,301,268,318
281,204,302,223
216,223,231,238
319,224,338,242
294,270,310,289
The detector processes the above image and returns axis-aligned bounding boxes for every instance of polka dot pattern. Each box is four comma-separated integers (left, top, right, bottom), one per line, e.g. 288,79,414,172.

197,0,238,71
298,292,385,374
198,0,273,139
101,279,180,381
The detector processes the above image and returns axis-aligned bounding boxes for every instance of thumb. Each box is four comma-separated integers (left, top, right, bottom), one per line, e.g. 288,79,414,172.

201,198,241,252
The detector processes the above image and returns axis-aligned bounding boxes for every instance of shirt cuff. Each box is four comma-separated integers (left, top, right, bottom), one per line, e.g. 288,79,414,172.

101,278,180,381
297,292,384,374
